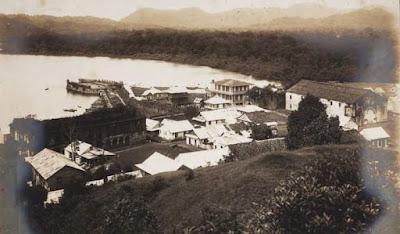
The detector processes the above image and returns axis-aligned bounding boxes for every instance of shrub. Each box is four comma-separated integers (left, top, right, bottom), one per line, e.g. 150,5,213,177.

185,204,243,233
251,124,273,140
102,197,160,234
248,147,399,233
186,169,195,181
151,176,167,193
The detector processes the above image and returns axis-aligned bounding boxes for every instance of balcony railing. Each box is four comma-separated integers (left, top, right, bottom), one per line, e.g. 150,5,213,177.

209,88,248,95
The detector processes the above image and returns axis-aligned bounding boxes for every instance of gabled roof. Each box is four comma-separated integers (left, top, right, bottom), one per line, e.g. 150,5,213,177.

192,124,229,140
65,141,116,160
131,86,149,96
26,148,85,180
175,148,230,169
204,96,231,105
236,105,269,113
146,118,160,131
193,97,204,104
165,86,188,94
135,152,183,175
360,127,390,141
287,80,383,104
214,79,252,87
198,109,241,122
142,87,163,96
213,133,253,146
160,119,194,133
330,82,398,98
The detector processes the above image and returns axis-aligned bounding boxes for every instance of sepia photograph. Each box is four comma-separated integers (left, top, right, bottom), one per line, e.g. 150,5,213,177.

0,0,399,233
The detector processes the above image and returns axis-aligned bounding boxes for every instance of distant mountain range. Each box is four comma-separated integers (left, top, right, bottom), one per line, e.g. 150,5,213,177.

0,3,395,37
121,3,344,29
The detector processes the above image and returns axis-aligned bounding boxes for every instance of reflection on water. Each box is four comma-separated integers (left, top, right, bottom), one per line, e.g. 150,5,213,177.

0,54,278,134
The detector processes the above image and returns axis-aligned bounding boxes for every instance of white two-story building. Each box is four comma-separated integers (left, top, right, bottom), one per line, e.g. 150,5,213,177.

286,80,388,130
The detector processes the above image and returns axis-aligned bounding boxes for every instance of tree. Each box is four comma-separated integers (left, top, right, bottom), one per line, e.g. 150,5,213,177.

102,197,160,234
183,105,200,119
251,124,273,140
287,95,342,149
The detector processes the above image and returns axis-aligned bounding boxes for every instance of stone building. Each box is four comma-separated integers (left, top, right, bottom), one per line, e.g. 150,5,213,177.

286,80,388,129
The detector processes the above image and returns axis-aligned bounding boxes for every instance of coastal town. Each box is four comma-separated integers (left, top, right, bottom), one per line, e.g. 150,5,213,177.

1,1,400,232
1,76,398,205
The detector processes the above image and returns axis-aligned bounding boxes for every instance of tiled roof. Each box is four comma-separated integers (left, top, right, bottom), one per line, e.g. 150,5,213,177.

287,80,381,104
214,79,252,87
26,149,85,180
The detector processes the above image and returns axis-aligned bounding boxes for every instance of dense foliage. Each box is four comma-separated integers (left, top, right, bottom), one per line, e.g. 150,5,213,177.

287,95,342,149
2,27,396,86
251,124,273,140
248,146,399,234
185,204,244,233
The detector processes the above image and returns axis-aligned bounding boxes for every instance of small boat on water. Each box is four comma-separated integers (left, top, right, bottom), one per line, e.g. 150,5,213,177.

63,108,77,112
45,88,49,91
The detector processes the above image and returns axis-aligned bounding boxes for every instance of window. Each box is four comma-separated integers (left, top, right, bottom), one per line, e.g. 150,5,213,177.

339,103,341,107
330,101,333,106
289,95,292,100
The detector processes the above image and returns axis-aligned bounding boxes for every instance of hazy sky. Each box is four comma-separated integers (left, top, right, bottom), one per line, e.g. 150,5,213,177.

0,0,397,20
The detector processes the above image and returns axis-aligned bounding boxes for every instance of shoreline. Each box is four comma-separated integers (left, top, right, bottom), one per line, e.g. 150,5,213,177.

0,51,283,87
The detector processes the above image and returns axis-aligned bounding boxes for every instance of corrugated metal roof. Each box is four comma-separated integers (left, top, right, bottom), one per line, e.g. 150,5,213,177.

192,124,229,140
204,96,231,105
199,109,241,122
65,141,116,160
135,152,182,175
360,127,390,141
160,119,194,133
26,148,85,180
175,148,230,169
213,133,253,146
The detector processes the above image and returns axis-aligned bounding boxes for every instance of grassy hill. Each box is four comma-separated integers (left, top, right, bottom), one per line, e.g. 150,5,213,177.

26,144,399,233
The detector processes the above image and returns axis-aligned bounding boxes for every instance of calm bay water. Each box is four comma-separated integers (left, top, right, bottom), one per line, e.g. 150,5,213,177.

0,54,278,134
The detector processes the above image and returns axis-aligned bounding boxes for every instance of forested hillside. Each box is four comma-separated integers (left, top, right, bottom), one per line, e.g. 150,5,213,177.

0,7,397,86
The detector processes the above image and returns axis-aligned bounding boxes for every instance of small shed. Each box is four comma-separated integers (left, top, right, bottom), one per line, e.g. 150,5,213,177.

135,152,184,176
360,127,390,148
175,148,230,169
26,148,86,191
